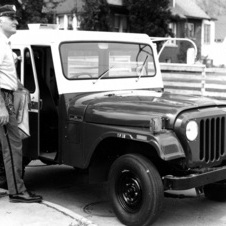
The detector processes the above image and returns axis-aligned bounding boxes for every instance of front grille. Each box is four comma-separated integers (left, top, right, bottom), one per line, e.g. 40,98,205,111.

200,116,226,163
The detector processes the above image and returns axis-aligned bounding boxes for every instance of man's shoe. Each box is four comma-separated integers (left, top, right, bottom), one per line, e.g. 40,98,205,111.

9,191,42,203
0,190,7,197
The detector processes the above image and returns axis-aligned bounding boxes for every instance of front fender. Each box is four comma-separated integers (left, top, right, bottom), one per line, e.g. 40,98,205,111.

84,124,185,168
154,131,185,161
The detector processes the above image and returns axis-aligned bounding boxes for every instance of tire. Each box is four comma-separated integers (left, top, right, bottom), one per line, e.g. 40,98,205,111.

108,154,164,226
204,180,226,202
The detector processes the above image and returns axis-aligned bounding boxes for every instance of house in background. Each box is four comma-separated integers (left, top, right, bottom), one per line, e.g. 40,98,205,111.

46,0,214,64
160,0,214,64
46,0,127,31
211,16,226,66
106,0,128,32
44,0,84,30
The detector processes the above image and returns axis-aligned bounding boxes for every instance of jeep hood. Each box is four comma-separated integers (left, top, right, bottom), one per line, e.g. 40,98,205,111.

68,90,225,128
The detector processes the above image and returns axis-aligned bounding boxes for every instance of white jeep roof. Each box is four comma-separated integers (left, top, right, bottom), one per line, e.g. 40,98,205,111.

10,30,152,46
11,30,163,94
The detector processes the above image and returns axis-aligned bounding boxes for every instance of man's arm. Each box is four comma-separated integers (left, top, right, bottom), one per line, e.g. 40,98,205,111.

0,92,9,125
0,41,9,125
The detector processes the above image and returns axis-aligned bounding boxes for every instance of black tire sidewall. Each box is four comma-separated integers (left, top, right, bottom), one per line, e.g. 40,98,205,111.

108,154,163,226
204,182,226,202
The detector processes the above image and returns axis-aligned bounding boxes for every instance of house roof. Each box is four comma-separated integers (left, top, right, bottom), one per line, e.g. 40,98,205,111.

171,0,210,20
49,0,84,14
47,0,210,20
215,15,226,40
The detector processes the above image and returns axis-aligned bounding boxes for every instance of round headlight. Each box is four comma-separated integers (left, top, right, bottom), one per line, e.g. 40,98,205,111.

186,120,198,141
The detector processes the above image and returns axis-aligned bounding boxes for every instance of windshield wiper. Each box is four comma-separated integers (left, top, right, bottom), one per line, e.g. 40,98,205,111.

93,65,114,84
136,55,148,82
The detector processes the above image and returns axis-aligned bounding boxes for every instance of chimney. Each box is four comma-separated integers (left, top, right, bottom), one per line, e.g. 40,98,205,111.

169,0,176,7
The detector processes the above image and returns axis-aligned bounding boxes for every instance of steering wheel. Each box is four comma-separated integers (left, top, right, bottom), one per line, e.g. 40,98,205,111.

71,73,93,78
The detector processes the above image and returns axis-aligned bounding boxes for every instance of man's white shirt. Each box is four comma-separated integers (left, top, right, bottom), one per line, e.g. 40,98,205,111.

0,32,18,91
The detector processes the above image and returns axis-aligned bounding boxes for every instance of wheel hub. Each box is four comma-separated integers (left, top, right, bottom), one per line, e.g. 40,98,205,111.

117,170,142,213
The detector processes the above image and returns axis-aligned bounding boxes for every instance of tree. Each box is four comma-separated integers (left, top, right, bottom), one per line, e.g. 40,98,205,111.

80,0,111,31
80,0,172,37
0,0,19,5
124,0,173,37
0,0,64,29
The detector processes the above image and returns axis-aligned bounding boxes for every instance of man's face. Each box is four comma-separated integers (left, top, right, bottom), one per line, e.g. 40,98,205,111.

0,15,18,37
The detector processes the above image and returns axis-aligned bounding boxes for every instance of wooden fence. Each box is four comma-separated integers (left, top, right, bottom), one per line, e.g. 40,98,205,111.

161,63,226,100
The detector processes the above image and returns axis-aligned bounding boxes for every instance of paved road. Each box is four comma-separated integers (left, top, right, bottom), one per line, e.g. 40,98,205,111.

24,160,226,226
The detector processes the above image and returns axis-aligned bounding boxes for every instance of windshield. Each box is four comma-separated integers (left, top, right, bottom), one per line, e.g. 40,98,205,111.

60,42,156,80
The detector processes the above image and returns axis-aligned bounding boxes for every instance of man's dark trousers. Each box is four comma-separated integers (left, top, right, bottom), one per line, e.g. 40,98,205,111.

0,146,7,189
0,91,26,195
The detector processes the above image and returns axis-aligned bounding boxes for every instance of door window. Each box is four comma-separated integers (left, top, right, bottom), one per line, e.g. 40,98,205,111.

24,48,36,93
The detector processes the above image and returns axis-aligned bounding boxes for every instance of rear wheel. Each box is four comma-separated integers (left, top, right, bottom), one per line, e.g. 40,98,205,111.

108,154,163,226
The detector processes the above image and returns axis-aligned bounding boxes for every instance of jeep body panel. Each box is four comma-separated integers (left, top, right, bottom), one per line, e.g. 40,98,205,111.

64,90,226,167
63,91,187,167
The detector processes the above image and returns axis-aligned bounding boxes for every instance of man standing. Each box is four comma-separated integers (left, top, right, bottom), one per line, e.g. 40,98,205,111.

0,4,42,203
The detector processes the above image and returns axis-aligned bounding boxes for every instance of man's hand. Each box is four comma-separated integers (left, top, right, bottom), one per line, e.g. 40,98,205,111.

0,105,9,126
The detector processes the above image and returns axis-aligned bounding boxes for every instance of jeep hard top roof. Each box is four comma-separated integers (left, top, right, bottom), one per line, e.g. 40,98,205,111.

11,29,163,94
10,30,152,46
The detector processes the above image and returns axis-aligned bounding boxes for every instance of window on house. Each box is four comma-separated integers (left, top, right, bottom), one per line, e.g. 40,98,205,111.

215,38,223,43
68,15,73,30
204,24,211,44
185,23,195,38
58,16,64,29
168,23,177,45
169,0,175,7
76,15,81,28
113,14,127,32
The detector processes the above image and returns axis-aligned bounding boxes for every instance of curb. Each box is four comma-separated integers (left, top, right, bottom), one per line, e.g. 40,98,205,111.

0,188,97,226
42,200,97,226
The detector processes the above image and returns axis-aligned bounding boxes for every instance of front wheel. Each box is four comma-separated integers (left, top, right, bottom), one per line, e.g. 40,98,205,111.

108,154,163,226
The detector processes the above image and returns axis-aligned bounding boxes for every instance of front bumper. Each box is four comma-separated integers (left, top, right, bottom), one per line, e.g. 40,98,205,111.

163,165,226,190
